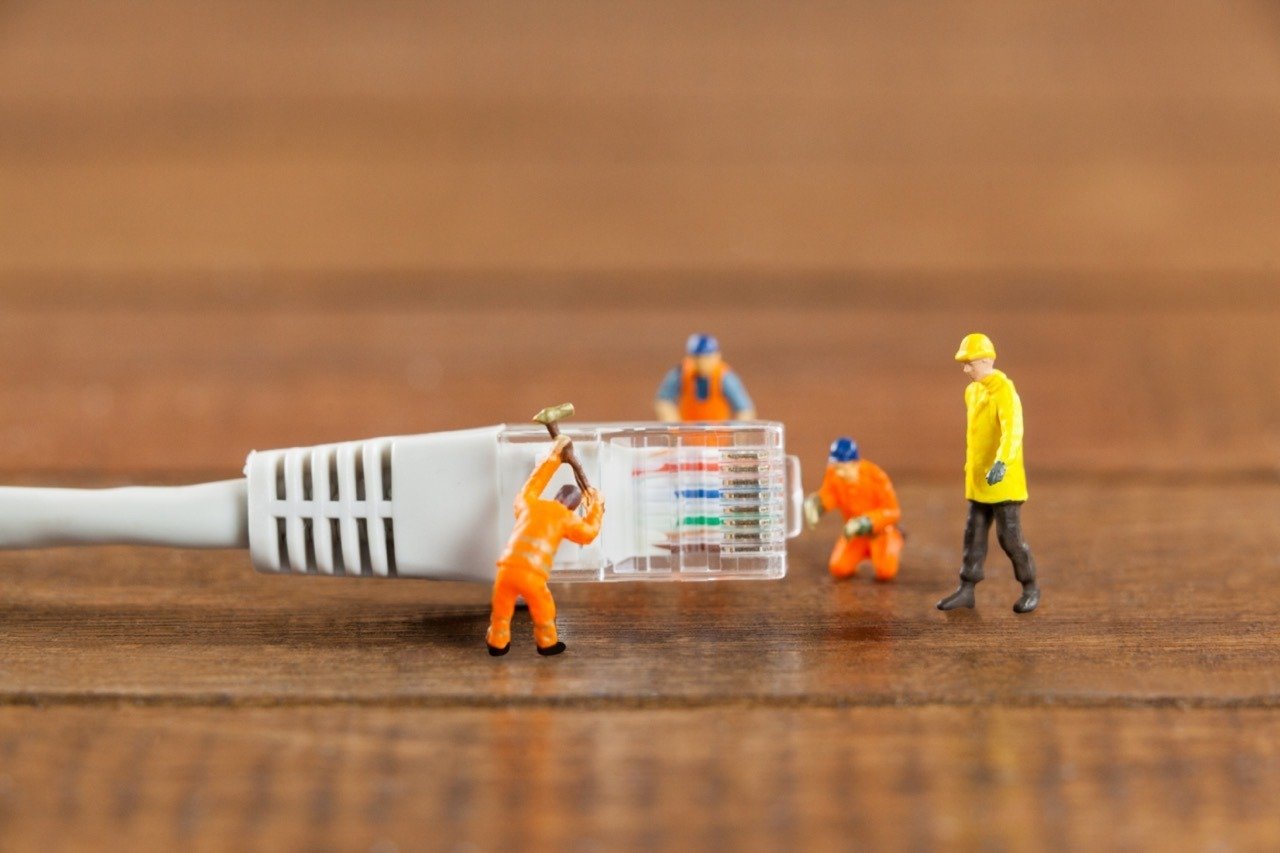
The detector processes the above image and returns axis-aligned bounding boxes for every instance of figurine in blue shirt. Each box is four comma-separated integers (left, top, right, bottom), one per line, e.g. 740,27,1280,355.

654,334,756,422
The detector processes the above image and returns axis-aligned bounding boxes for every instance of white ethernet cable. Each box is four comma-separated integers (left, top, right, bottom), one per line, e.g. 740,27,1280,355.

0,421,803,584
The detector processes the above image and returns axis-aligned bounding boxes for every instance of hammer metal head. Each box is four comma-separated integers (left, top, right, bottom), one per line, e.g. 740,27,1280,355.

533,402,575,425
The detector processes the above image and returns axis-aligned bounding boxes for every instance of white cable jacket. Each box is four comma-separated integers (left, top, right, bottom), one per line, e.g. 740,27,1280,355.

0,480,248,550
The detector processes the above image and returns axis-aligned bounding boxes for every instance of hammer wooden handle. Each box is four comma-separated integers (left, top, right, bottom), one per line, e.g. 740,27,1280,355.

541,420,591,492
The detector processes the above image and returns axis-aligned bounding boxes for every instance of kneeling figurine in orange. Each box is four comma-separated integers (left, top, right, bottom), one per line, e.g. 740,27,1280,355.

804,438,903,581
487,434,604,657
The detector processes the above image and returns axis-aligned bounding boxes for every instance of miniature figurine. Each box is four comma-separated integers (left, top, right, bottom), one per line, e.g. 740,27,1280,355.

487,424,604,656
937,333,1040,614
654,333,756,422
803,438,903,582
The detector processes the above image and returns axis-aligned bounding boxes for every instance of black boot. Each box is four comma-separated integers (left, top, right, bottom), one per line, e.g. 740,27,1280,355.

1013,585,1040,614
937,581,976,611
537,641,567,657
487,643,510,657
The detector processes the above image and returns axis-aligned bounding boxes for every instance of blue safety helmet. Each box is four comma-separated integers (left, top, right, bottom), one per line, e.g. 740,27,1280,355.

686,333,720,356
829,437,860,463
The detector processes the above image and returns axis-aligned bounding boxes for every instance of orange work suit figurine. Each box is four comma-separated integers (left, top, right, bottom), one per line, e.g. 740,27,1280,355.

654,334,756,422
487,434,604,657
803,438,903,581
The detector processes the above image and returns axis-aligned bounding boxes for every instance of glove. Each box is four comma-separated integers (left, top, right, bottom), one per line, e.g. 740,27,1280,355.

552,434,572,456
803,494,824,530
843,516,874,538
986,461,1006,486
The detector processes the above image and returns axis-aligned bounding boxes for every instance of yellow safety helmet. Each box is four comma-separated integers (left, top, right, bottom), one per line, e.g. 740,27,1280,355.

954,333,996,362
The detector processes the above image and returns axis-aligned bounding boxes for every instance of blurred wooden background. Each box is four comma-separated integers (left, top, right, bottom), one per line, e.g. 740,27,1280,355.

3,0,1280,273
1,2,1279,851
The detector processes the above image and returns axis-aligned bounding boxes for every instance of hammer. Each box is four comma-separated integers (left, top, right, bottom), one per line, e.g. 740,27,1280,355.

532,402,591,493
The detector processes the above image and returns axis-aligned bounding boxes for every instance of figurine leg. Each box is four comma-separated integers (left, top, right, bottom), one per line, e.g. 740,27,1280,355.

993,502,1040,613
870,527,904,582
828,535,869,579
938,502,993,610
524,582,565,656
487,575,518,655
960,501,995,583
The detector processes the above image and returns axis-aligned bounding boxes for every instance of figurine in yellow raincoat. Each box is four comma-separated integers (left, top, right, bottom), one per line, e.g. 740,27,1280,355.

937,333,1040,613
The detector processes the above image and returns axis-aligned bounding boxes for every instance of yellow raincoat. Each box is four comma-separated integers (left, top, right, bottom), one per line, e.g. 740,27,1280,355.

964,369,1028,503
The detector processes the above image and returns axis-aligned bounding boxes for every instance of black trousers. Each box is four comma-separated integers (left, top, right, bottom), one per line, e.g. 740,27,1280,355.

961,500,1037,586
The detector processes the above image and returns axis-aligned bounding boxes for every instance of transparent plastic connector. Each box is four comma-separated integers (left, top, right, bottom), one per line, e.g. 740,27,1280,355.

497,421,803,582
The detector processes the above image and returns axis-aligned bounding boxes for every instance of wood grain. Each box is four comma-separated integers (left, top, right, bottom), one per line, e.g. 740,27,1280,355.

0,273,1278,848
2,1,1279,273
2,480,1278,708
2,1,1280,848
0,276,1276,478
1,706,1277,852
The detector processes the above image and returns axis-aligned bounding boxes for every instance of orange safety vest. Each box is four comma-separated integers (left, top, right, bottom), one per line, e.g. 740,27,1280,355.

678,357,734,421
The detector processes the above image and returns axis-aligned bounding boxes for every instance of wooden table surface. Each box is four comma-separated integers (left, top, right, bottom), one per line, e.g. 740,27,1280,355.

3,2,1280,851
1,278,1277,852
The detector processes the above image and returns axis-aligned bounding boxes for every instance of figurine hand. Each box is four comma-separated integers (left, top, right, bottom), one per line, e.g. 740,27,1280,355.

552,434,572,456
986,461,1006,486
843,516,874,538
803,494,824,530
584,487,603,506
